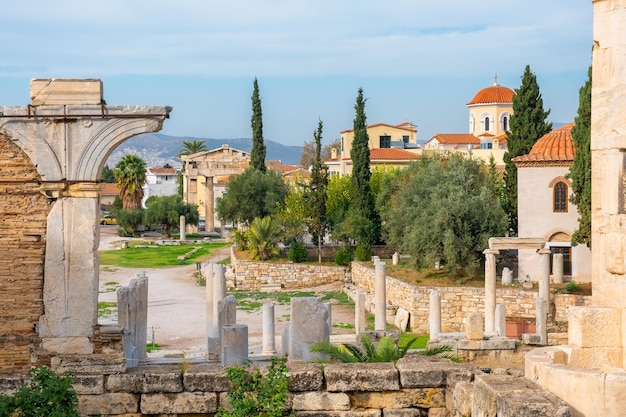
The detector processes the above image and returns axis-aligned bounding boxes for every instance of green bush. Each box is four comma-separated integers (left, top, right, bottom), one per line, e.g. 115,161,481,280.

355,241,371,261
335,246,352,266
287,241,308,263
0,366,79,416
565,280,582,293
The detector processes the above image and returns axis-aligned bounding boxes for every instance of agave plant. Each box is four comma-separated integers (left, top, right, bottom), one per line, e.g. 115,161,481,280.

309,334,461,364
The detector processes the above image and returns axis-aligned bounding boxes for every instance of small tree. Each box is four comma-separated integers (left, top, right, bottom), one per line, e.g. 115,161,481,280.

143,195,199,237
274,184,306,245
304,119,328,263
250,78,267,172
101,164,116,183
568,66,592,248
113,154,147,210
247,216,280,261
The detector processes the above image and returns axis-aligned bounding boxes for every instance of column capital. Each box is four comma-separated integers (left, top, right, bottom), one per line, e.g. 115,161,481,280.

483,249,500,255
537,248,552,255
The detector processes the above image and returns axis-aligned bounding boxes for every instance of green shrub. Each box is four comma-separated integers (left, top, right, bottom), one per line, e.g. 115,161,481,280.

565,280,582,293
217,356,292,417
0,366,79,416
335,246,352,266
287,241,308,263
355,241,371,261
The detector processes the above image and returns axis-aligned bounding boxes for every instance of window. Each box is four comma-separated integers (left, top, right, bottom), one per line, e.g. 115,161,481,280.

551,246,572,275
379,135,391,148
341,137,344,152
470,115,476,133
402,135,409,144
554,181,568,212
484,117,490,131
481,143,493,149
502,115,509,131
480,113,492,132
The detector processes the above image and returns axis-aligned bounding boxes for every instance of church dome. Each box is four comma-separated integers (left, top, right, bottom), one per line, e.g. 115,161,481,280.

513,123,575,162
467,83,515,105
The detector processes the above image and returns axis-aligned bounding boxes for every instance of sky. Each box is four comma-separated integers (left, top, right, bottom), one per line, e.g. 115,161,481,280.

0,1,593,147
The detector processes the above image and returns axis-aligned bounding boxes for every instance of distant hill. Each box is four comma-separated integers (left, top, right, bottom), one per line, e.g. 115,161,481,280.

106,133,304,169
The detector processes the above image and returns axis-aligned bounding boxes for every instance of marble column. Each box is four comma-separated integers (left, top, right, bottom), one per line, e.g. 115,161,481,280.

538,248,552,319
483,249,499,335
355,292,366,334
179,215,186,241
495,304,506,338
205,177,215,232
536,297,548,345
374,261,387,331
262,303,276,355
221,324,248,365
553,253,564,284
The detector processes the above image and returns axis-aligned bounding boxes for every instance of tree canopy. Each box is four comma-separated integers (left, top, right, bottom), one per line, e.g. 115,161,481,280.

250,78,267,172
113,154,147,210
143,195,199,237
178,140,208,157
502,65,552,233
101,164,116,183
381,153,507,274
568,66,592,248
216,168,288,225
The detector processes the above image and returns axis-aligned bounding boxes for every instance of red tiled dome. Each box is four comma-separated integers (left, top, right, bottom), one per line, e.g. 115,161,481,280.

467,84,515,105
513,123,575,162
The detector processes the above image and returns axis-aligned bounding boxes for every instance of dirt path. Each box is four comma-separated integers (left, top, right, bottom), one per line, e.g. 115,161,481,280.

98,226,356,359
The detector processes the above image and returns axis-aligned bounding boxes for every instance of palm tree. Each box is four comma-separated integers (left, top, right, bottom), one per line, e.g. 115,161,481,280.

309,334,461,364
178,140,208,157
113,154,147,210
247,216,279,261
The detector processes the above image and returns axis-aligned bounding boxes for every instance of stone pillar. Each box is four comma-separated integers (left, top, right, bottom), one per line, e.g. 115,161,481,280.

537,248,552,319
483,249,499,335
374,261,387,332
325,302,332,334
355,292,366,334
536,297,548,345
466,312,484,340
208,264,227,361
429,290,441,341
117,273,149,367
179,215,186,241
553,253,564,284
0,79,171,355
205,177,215,232
392,252,399,266
495,304,507,338
221,324,248,365
262,303,276,355
204,263,215,334
289,297,329,361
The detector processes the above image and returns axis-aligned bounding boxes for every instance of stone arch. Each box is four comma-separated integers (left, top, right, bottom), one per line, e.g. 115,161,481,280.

548,176,571,188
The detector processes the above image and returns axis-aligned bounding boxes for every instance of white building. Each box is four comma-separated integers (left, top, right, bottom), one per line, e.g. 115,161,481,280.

141,167,179,208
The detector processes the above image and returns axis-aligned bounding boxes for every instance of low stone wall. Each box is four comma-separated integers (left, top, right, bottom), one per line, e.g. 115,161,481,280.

0,356,570,416
350,261,592,333
231,247,347,290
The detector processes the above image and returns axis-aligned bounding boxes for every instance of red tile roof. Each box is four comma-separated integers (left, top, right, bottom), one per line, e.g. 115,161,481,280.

369,148,420,160
513,123,575,163
430,134,480,145
467,84,515,105
100,183,120,195
148,167,177,175
341,122,417,134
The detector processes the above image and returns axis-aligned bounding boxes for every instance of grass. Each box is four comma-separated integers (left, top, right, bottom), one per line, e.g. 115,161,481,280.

146,343,161,353
99,281,120,293
99,242,228,268
229,290,352,313
98,301,117,318
400,334,428,349
385,259,486,287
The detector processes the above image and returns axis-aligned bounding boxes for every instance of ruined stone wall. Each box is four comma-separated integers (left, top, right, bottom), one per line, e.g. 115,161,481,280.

0,132,51,373
231,247,347,290
0,356,570,416
351,262,591,333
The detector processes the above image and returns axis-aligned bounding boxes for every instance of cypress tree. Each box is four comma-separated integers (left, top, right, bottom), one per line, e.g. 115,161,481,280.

250,78,267,172
350,88,378,253
568,66,592,248
502,65,552,233
305,119,328,263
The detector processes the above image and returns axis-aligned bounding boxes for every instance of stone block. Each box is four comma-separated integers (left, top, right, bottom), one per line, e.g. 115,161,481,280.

479,338,516,350
567,307,622,348
604,371,626,417
140,392,217,414
71,375,104,394
291,392,351,411
289,297,330,361
77,393,139,415
496,391,570,417
450,381,473,417
472,374,537,417
287,363,324,391
396,354,475,389
296,411,381,417
106,372,182,393
522,333,542,345
324,363,399,392
0,377,25,396
351,388,445,409
466,312,484,340
567,346,623,369
381,409,422,417
183,366,230,391
31,78,103,105
51,353,126,375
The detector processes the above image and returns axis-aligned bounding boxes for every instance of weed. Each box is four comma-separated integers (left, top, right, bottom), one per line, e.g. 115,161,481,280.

97,301,117,317
146,343,161,353
333,322,355,329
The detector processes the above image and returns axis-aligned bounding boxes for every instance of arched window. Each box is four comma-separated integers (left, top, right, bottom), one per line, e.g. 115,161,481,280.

484,117,490,131
500,113,509,131
470,114,476,133
480,113,492,132
554,181,568,212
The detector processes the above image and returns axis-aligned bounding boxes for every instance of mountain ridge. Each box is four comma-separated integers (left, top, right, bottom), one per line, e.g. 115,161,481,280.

106,133,304,168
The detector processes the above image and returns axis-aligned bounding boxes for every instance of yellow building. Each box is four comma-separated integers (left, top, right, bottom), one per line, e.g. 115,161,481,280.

326,122,420,176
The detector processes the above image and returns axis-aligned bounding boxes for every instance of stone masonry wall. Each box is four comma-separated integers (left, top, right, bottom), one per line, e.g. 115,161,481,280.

0,133,51,373
351,261,592,333
0,356,570,416
231,247,347,290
